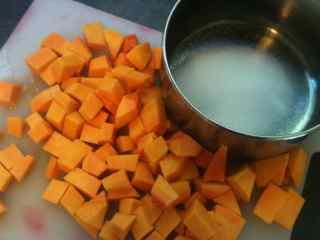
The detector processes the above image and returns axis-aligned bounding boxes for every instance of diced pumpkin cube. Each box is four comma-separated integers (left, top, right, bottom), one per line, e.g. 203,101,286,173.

97,76,126,105
95,143,117,162
41,32,68,55
151,175,179,208
108,187,139,200
142,60,155,87
145,231,164,240
30,85,60,113
114,52,132,67
253,183,288,224
110,212,136,240
119,198,142,215
79,93,103,121
213,190,241,216
288,147,307,187
99,221,122,240
62,111,84,140
0,144,24,173
61,77,80,90
132,206,154,240
132,162,155,192
111,66,151,91
82,152,108,177
0,81,22,106
152,48,162,70
10,155,34,182
7,116,25,138
184,192,207,209
155,208,181,238
87,111,109,128
140,98,167,134
116,136,135,153
95,89,117,114
167,131,202,157
129,116,146,142
102,170,132,192
171,181,191,206
136,132,157,154
75,192,108,230
63,36,92,64
65,82,94,102
52,90,79,113
106,154,138,172
203,145,227,182
60,185,85,216
83,21,106,50
80,123,114,145
81,77,103,88
0,163,12,192
88,56,111,77
200,182,230,200
43,131,72,157
104,29,124,59
26,112,53,143
64,168,101,198
274,188,305,230
144,136,168,167
254,153,289,187
115,92,139,129
39,59,59,85
75,215,99,238
42,179,69,205
26,48,58,74
228,165,256,203
139,86,162,105
122,34,138,53
46,101,67,130
195,150,214,168
45,156,60,180
141,194,163,224
177,159,199,181
126,43,152,70
160,154,186,182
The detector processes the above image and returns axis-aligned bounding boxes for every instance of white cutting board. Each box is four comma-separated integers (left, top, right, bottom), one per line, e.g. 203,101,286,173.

0,0,318,239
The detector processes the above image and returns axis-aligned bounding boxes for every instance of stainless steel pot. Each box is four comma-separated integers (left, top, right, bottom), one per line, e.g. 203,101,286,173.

161,0,320,159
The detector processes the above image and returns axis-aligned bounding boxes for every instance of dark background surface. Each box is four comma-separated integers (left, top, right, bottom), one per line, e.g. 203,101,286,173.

0,0,319,239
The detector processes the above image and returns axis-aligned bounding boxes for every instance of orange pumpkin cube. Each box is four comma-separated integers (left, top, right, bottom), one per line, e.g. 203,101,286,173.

116,136,135,153
136,132,157,154
42,179,69,205
254,184,288,224
109,212,136,240
106,154,139,172
184,192,207,209
227,165,256,203
155,207,181,238
26,112,53,143
132,206,154,240
43,131,73,157
61,77,80,90
111,66,151,91
141,194,163,224
142,61,155,87
104,29,124,59
52,90,79,113
64,168,101,198
160,154,185,182
144,136,168,167
139,86,162,105
97,76,126,105
102,170,132,192
7,116,25,138
122,34,137,53
60,185,85,216
152,48,162,70
87,111,109,128
30,85,60,113
203,145,227,182
65,82,94,102
95,89,118,114
132,161,155,192
151,175,179,208
95,143,117,162
62,111,84,140
63,36,92,64
99,221,122,240
46,101,67,130
213,190,241,216
82,152,108,177
177,158,199,181
45,156,60,180
79,93,103,121
119,198,142,215
288,148,307,187
80,123,114,145
167,131,202,157
81,77,103,88
195,149,214,169
114,52,132,67
129,116,146,142
171,181,191,206
115,92,140,128
200,182,230,200
83,21,106,50
26,47,58,74
0,163,12,192
88,56,112,77
0,81,22,106
126,43,152,70
41,32,68,55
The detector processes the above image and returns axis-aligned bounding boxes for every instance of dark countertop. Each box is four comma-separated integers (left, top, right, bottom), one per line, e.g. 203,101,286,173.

1,1,319,239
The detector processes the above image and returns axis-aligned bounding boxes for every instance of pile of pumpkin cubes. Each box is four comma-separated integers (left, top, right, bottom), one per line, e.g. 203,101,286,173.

0,20,307,240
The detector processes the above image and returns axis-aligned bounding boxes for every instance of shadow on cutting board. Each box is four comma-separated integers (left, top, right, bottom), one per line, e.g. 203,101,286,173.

291,152,320,240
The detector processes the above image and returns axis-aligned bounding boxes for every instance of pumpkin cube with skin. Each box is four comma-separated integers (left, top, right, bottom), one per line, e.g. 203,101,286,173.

7,116,25,138
60,185,85,216
171,181,191,206
30,85,60,113
0,164,12,192
254,153,289,187
26,112,53,143
274,188,305,230
79,93,103,121
254,183,288,224
41,32,68,55
106,154,139,172
126,43,152,70
65,82,94,102
111,66,151,91
45,156,60,180
87,111,109,128
213,190,241,216
43,131,73,157
26,47,58,74
116,136,135,153
151,175,179,208
228,165,256,203
115,92,140,129
97,77,126,106
119,198,142,215
46,101,67,130
104,29,124,60
83,21,106,50
88,56,112,77
129,116,146,142
200,182,230,200
0,81,22,106
95,143,117,162
132,206,154,240
62,111,84,140
160,154,186,182
155,207,181,238
122,34,137,53
109,213,136,240
64,168,101,198
82,152,108,177
132,161,155,192
52,90,79,113
167,131,202,157
203,145,227,182
42,179,69,205
288,148,307,187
